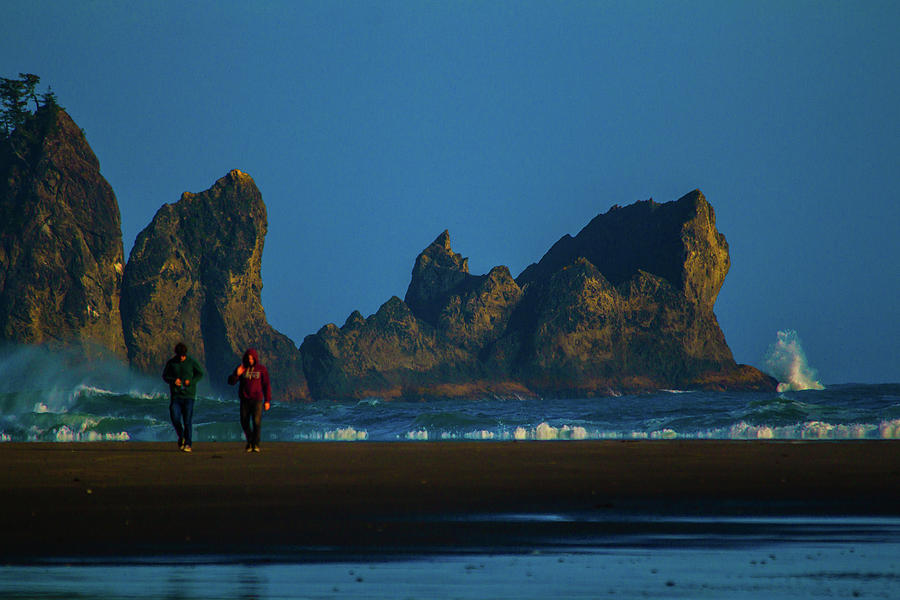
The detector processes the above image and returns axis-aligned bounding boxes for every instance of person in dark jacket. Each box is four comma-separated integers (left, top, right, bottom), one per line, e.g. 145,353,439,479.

228,348,271,452
162,342,204,452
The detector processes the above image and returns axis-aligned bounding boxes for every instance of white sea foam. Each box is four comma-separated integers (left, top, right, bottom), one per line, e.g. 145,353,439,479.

127,390,167,401
703,420,877,440
879,419,900,439
324,427,367,441
53,426,130,442
290,427,369,441
650,428,679,440
764,330,825,392
73,384,116,397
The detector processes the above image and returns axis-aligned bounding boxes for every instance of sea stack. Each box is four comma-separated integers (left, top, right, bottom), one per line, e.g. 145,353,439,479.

0,106,127,359
503,191,754,394
120,170,308,399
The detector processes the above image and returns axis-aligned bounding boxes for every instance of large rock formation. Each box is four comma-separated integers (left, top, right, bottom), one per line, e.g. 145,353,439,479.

121,170,307,399
301,192,775,399
502,191,752,394
0,106,126,358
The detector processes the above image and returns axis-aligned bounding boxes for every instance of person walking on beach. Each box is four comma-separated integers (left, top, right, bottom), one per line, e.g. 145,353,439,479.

162,342,204,452
228,348,271,452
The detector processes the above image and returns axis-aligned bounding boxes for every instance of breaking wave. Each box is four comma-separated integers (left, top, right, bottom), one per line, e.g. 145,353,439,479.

764,330,825,392
0,343,896,443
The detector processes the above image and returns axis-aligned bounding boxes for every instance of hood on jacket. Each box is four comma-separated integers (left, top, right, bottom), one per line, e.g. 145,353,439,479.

242,348,259,367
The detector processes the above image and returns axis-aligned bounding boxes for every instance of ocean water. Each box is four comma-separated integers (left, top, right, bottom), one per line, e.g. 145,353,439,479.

2,375,899,443
7,333,897,443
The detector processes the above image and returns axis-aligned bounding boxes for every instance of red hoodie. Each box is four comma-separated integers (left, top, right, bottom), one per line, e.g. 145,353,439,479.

228,348,271,403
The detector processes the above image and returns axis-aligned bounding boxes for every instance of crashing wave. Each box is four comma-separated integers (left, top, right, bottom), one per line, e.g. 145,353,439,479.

764,330,825,392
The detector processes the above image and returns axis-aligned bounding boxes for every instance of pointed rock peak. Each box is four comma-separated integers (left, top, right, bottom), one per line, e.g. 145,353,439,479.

433,230,452,251
405,231,473,324
418,230,468,274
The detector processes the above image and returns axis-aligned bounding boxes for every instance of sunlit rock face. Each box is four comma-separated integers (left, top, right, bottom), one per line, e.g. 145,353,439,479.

301,191,774,400
121,170,308,399
0,107,127,359
502,190,767,395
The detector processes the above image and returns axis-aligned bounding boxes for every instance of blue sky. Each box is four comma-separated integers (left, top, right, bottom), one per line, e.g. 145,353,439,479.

3,1,898,383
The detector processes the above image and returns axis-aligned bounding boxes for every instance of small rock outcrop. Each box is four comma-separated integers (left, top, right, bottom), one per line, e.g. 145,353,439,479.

0,107,126,359
121,170,307,399
301,231,529,400
301,296,471,400
406,231,523,351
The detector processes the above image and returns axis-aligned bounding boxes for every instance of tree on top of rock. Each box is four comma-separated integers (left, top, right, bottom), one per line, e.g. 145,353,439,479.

0,73,61,137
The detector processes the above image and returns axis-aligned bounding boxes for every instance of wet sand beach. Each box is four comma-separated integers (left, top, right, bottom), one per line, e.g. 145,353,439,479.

2,441,900,560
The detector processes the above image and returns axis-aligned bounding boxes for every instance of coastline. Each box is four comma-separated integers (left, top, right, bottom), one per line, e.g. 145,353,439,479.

3,440,900,560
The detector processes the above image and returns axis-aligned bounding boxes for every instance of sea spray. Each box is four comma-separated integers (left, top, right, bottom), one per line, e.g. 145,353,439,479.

763,330,825,392
0,344,161,401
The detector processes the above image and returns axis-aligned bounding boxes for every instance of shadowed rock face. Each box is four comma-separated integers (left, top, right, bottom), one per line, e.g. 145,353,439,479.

0,107,126,359
517,191,729,310
301,192,775,399
121,170,307,399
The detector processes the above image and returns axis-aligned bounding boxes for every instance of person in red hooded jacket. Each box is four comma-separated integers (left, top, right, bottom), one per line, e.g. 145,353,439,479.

227,348,271,452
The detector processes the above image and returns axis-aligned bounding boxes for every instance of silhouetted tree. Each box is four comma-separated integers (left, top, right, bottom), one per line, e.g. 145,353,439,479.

20,73,41,111
1,74,62,140
40,86,60,109
0,76,28,135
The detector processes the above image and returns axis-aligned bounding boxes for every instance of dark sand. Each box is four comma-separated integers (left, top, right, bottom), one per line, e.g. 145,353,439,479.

3,441,900,560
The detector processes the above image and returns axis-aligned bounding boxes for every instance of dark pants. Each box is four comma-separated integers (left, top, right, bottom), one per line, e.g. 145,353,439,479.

240,398,263,446
169,396,195,446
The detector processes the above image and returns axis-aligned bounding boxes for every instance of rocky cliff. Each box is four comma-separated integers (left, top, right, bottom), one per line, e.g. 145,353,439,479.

120,170,307,399
301,192,775,399
1,101,772,400
0,107,126,358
